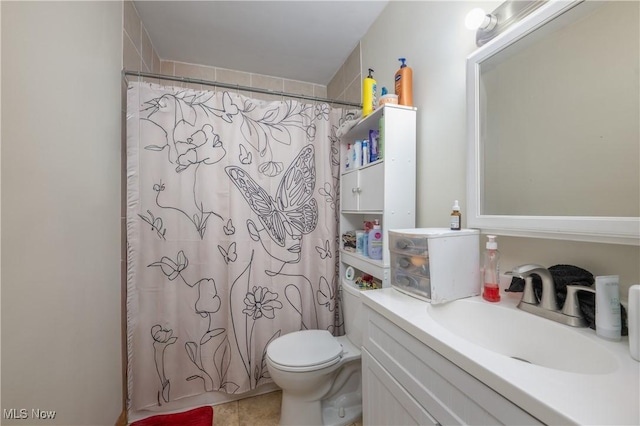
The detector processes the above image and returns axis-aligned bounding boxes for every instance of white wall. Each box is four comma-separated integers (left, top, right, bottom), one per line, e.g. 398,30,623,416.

1,2,123,425
362,0,499,229
361,1,640,295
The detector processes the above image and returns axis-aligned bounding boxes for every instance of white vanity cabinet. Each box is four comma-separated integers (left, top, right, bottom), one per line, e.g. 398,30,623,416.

362,303,542,426
339,105,416,287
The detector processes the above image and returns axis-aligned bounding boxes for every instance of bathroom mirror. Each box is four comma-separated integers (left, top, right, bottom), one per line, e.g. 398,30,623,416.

467,0,640,245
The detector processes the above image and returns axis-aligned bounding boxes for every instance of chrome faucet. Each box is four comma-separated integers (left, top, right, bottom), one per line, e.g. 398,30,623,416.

507,264,589,327
509,264,558,311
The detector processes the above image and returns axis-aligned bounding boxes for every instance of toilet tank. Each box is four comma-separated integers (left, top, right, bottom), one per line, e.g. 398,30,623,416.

341,282,363,346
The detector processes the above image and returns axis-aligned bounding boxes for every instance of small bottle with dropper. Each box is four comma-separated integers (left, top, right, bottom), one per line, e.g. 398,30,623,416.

450,200,461,231
482,235,501,302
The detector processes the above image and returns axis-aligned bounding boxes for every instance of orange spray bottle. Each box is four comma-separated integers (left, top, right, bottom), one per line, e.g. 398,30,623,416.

394,58,413,107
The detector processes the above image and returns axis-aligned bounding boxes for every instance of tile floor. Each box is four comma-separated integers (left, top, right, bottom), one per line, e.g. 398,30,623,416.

212,390,362,426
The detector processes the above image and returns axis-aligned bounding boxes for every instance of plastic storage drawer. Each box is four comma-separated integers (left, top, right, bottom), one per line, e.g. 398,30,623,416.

393,270,431,300
389,234,429,256
388,228,480,304
390,250,429,277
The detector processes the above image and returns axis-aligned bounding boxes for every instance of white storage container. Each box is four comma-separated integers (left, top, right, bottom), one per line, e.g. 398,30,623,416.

389,228,480,304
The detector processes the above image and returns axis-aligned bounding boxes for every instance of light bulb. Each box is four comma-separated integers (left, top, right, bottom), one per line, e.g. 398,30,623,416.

465,8,497,31
465,8,487,30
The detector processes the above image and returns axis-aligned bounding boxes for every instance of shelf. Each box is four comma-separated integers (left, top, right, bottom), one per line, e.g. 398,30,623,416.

342,159,383,176
340,250,389,275
341,210,383,215
339,104,416,289
345,104,416,141
340,250,385,266
341,278,383,292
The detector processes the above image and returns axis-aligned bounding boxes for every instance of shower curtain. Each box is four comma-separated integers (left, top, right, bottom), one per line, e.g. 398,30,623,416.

126,81,347,411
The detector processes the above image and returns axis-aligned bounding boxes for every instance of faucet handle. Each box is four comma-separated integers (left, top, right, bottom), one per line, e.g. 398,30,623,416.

562,285,596,318
509,264,558,311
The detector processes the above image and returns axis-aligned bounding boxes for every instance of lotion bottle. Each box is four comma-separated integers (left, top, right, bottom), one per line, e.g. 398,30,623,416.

362,68,377,117
482,235,501,302
394,58,413,107
595,275,621,341
367,220,383,260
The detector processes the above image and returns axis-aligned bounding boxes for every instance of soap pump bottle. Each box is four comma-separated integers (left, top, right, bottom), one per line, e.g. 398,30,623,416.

394,58,413,107
450,200,461,231
362,68,377,117
482,235,501,302
367,220,383,260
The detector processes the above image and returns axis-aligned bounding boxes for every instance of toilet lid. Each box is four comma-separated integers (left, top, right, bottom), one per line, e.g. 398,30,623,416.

266,330,343,371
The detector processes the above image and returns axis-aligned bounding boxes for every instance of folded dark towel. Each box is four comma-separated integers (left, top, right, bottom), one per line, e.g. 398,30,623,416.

506,264,627,335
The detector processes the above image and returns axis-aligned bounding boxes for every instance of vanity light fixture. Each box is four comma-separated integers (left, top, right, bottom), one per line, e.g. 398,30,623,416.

465,8,498,31
473,0,547,46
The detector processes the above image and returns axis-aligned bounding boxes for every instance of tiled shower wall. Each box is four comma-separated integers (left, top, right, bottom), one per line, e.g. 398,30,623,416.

327,45,362,106
120,0,360,417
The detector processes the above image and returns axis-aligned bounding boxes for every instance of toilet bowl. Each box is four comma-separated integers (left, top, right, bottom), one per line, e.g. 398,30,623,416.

266,282,363,426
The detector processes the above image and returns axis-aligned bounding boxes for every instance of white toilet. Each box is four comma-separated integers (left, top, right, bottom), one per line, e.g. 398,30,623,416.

266,282,363,426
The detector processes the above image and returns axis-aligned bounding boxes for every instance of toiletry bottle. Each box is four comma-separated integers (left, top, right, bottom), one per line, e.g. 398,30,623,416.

368,220,383,260
363,231,368,257
355,231,365,254
362,139,369,166
450,200,461,230
379,86,388,108
345,143,351,170
354,140,362,168
394,58,413,107
629,285,640,361
363,221,373,257
369,129,379,162
482,235,501,302
362,68,377,117
595,275,621,341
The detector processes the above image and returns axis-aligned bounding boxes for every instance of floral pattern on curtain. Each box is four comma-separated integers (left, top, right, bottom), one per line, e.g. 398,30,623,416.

126,82,347,411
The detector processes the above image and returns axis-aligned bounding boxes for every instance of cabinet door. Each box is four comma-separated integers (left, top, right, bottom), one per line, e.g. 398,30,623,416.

341,171,359,211
358,164,384,211
363,349,440,426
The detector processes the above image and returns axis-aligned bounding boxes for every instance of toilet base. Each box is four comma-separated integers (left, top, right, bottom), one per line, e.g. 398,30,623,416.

321,362,362,426
321,389,362,426
279,391,362,426
278,362,362,426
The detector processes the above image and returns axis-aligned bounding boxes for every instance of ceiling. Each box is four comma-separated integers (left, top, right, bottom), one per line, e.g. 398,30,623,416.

134,1,389,86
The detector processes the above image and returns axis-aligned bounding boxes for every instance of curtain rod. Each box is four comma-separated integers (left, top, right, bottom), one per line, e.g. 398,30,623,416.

122,69,362,108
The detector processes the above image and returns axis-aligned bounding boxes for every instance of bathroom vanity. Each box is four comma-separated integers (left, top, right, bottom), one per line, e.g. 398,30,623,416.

360,288,640,425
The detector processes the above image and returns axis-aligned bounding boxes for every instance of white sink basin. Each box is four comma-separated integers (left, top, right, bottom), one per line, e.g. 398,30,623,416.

426,297,618,374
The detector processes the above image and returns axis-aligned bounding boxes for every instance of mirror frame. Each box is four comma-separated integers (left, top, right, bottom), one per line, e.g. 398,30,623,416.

466,0,640,246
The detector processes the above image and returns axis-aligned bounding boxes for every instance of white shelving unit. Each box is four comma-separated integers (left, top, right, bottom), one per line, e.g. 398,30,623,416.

339,104,417,287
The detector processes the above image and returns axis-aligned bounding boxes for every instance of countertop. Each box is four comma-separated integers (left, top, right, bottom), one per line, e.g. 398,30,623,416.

360,287,640,425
